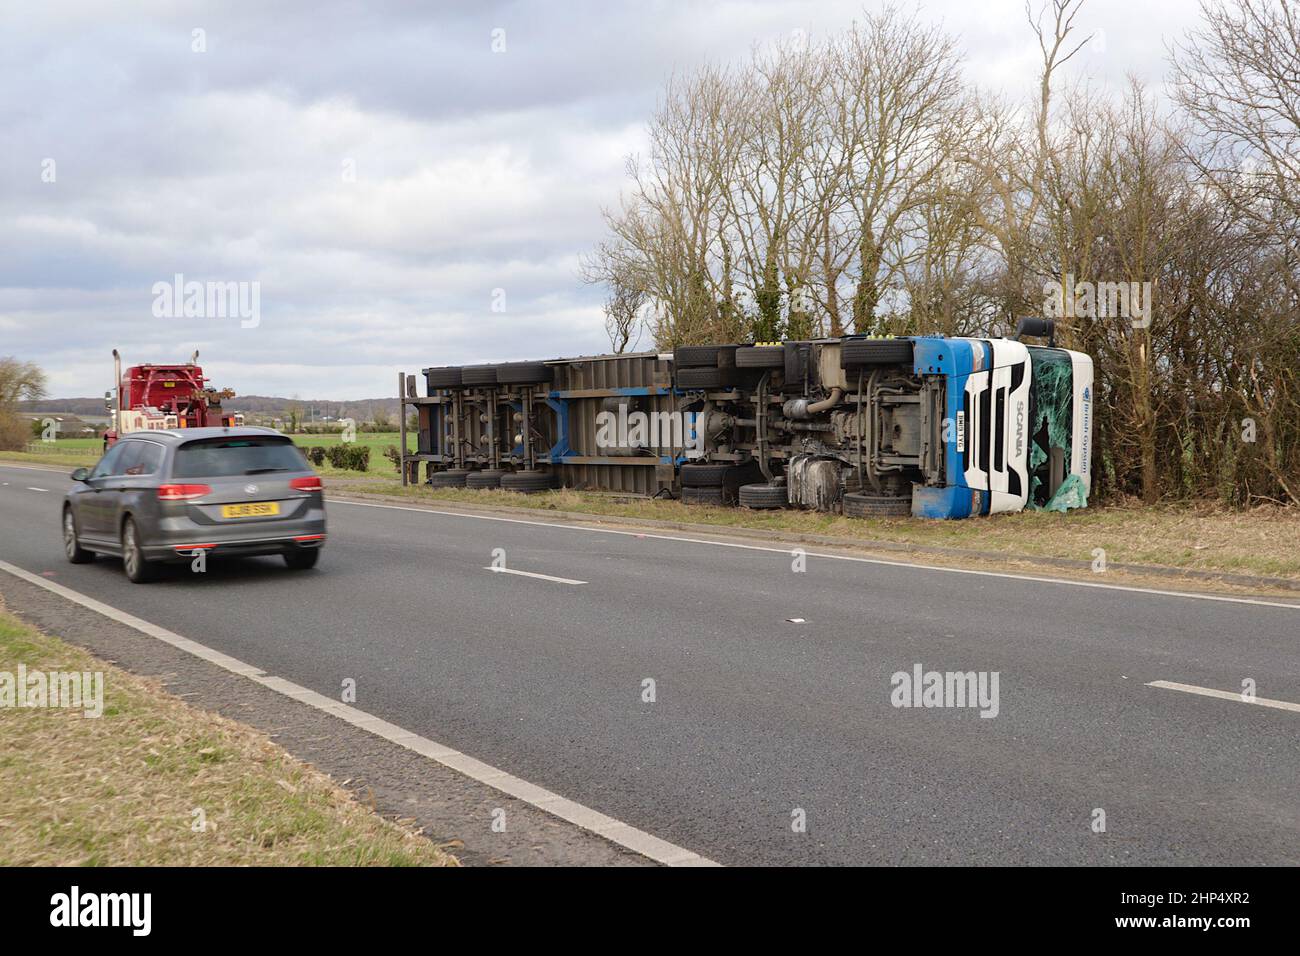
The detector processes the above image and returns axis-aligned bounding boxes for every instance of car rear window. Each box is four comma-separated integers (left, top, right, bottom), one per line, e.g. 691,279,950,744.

173,437,307,478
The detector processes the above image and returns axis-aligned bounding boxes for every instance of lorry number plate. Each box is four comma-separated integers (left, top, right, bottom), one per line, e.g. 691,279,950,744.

956,411,966,453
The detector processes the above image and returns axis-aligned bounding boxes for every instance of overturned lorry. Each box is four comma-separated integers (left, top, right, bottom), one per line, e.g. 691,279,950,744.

400,321,1093,519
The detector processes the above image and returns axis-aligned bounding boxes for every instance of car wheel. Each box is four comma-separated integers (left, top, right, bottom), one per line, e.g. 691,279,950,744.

121,518,157,583
284,548,321,570
63,508,94,564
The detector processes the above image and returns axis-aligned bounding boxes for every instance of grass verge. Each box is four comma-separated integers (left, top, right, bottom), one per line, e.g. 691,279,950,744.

329,476,1300,583
0,601,457,866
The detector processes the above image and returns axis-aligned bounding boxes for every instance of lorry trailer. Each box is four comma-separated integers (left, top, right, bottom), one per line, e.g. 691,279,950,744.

399,321,1093,519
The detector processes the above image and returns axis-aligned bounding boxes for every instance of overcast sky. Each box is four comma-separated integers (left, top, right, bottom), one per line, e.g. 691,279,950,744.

2,0,1203,399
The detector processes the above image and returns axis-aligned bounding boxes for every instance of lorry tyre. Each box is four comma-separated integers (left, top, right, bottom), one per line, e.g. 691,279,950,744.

501,470,557,494
843,492,911,517
738,483,788,509
425,366,464,389
121,518,157,583
495,362,553,385
840,340,914,368
735,345,785,368
681,485,726,506
466,469,508,489
676,367,735,390
429,469,470,488
679,462,737,487
674,345,739,368
460,365,500,386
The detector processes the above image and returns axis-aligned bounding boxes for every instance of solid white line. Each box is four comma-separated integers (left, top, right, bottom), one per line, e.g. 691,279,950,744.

331,498,1300,612
483,566,587,585
0,559,716,867
26,487,49,493
1147,680,1300,714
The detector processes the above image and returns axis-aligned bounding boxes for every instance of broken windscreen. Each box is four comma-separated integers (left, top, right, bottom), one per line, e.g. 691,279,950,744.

1025,347,1075,507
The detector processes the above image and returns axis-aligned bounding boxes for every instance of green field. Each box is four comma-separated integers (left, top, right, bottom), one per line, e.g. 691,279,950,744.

2,432,413,475
287,432,413,475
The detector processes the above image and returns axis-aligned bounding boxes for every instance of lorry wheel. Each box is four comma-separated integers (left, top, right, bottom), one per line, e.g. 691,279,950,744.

460,365,500,386
735,345,785,368
466,469,507,489
840,339,914,368
500,470,557,494
121,518,157,583
428,469,470,488
679,462,738,487
676,367,735,390
424,366,464,389
738,483,788,509
843,492,911,518
63,508,94,564
681,485,726,506
674,345,739,368
495,362,553,385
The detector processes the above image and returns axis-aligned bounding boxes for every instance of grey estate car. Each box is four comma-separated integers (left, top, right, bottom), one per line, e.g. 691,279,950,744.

62,427,327,583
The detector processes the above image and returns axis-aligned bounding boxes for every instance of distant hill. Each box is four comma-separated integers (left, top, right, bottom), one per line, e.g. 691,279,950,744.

19,396,404,424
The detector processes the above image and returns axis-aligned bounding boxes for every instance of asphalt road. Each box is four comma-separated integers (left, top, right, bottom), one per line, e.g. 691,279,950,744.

2,460,1298,865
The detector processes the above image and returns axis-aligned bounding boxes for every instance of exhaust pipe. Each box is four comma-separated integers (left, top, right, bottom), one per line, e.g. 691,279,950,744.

782,387,843,420
112,349,122,411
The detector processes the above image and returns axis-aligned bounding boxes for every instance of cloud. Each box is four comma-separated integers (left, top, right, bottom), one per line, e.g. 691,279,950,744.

1,0,1203,399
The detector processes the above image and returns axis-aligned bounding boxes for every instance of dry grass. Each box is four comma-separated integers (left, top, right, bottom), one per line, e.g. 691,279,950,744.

331,477,1300,582
0,602,457,866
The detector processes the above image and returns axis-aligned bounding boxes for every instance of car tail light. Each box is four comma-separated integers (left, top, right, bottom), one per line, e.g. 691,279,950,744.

158,484,211,501
290,476,324,492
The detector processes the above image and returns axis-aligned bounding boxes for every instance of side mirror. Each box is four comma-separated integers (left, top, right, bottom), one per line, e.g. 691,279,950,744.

71,468,91,482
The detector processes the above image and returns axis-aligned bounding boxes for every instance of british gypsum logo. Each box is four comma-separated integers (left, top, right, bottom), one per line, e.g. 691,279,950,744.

595,407,704,459
0,665,103,718
50,887,151,936
890,663,999,718
152,273,260,328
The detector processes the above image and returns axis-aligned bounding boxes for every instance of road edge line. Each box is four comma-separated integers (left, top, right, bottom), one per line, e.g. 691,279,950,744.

0,559,719,867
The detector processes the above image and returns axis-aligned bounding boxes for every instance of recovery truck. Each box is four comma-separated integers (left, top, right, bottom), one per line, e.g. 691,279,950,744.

400,319,1093,519
103,350,241,450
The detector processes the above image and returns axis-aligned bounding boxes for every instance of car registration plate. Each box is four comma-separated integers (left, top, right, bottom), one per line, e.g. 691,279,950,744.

221,502,280,519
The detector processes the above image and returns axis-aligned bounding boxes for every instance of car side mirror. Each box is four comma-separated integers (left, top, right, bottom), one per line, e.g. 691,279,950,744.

71,468,91,482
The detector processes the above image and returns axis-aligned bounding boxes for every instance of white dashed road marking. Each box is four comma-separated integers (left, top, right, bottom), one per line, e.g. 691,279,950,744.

1147,680,1300,714
483,566,587,585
